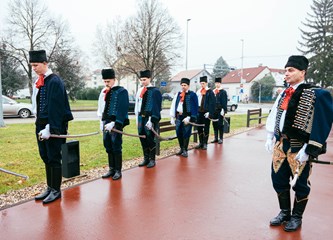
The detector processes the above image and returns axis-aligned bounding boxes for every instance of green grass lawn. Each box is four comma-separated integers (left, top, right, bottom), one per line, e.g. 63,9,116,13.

0,114,265,194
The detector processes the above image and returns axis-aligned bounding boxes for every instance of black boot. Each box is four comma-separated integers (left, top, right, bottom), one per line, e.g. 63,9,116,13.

35,165,51,201
201,135,208,150
284,197,308,232
139,148,150,167
218,129,224,144
195,134,203,149
176,137,184,155
102,153,115,178
211,130,218,143
181,138,189,157
147,148,156,168
112,153,122,180
270,191,291,226
43,166,62,204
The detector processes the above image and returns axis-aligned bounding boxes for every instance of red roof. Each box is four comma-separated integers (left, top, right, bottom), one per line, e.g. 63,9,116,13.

222,66,268,83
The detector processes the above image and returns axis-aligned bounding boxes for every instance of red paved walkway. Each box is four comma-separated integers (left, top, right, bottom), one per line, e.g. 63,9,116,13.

1,127,333,240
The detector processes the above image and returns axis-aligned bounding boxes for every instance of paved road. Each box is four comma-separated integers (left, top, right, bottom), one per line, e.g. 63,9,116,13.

3,103,273,124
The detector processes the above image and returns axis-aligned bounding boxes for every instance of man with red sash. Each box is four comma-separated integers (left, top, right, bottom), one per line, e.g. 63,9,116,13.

30,50,73,204
265,55,333,232
135,70,162,168
211,77,228,144
195,76,215,150
170,78,198,157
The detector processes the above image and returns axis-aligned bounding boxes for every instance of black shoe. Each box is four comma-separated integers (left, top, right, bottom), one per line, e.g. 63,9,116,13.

112,171,122,180
35,187,51,201
195,144,203,149
43,188,61,204
176,148,183,155
202,143,207,150
218,139,223,144
270,210,291,226
146,160,156,168
284,216,302,231
211,139,218,143
181,150,188,158
102,169,115,178
138,159,149,167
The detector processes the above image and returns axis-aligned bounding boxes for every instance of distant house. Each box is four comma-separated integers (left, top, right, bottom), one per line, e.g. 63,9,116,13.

221,66,285,102
85,69,138,96
169,69,212,94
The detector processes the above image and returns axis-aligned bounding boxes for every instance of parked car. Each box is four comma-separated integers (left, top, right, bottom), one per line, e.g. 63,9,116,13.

227,100,238,112
162,93,173,101
1,95,34,118
128,95,135,113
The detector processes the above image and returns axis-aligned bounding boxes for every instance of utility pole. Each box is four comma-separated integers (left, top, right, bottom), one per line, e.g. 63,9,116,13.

240,39,244,83
185,18,191,70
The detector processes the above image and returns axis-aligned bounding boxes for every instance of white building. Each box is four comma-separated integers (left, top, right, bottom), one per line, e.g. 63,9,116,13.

221,66,285,102
169,69,212,94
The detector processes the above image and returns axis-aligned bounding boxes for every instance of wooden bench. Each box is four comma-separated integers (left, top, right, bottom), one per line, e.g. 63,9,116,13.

156,120,198,155
246,108,267,127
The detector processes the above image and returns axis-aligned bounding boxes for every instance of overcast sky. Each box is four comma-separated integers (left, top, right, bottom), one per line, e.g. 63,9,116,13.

0,0,313,73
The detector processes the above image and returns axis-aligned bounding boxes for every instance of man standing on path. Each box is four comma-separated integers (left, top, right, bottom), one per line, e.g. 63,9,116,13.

211,77,228,144
30,50,73,204
265,55,333,232
97,68,129,180
135,70,162,168
170,78,198,157
195,76,215,150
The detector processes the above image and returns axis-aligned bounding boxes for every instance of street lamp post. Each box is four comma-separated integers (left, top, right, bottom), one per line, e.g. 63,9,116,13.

186,18,191,70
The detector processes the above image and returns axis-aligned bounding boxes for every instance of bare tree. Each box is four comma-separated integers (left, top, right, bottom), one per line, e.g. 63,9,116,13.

3,0,69,95
93,18,129,82
94,0,182,91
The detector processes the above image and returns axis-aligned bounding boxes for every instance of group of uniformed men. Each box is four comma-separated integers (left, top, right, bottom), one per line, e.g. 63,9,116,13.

28,49,333,235
98,70,229,179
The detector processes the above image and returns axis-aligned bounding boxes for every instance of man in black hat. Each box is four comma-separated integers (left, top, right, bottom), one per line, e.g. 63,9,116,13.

211,77,228,144
265,55,333,232
97,68,129,180
170,78,198,157
30,50,73,204
195,76,215,150
135,69,162,168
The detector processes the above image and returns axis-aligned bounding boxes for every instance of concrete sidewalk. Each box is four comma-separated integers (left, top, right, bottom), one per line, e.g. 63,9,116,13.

1,127,332,240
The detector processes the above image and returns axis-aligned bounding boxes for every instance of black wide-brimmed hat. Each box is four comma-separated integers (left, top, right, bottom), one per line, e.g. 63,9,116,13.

215,77,221,83
180,78,190,85
200,76,207,83
29,50,48,63
285,55,309,71
140,70,151,78
102,68,115,79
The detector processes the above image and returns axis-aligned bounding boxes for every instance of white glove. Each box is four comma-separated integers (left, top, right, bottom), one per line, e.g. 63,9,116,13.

265,132,274,153
145,117,153,130
220,109,225,116
99,120,104,132
204,112,209,118
182,116,190,125
104,122,115,132
39,124,51,140
295,143,309,163
170,117,175,126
